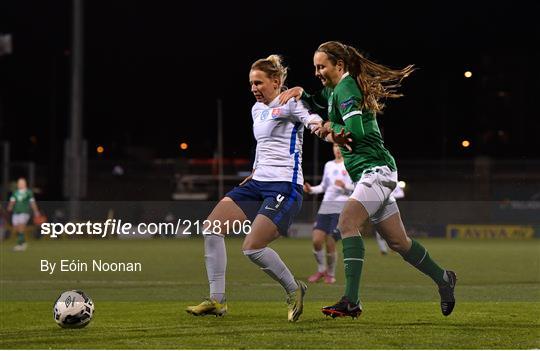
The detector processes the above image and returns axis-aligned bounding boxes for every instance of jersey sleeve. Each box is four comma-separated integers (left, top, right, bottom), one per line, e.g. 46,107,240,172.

289,99,323,130
330,88,366,142
309,184,324,194
300,88,330,113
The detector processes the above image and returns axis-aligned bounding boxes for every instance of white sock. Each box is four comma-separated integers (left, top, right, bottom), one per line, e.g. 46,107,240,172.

375,232,389,253
244,247,298,294
313,249,326,273
326,252,337,276
204,233,226,303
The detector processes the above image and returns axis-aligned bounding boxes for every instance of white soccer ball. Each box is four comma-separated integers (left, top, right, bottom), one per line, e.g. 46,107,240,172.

53,290,94,328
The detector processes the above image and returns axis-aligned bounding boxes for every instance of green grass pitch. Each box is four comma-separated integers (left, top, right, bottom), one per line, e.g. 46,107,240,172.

1,237,539,349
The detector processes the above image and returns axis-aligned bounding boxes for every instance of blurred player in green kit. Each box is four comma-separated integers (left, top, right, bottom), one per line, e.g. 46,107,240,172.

7,177,41,251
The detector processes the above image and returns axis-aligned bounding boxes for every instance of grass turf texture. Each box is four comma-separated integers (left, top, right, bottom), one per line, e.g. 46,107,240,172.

1,238,539,349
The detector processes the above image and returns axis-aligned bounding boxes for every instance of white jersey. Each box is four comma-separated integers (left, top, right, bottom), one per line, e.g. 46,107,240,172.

309,160,354,214
251,96,322,185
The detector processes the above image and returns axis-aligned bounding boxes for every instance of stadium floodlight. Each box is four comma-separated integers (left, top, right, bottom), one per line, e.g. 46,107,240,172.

0,34,12,56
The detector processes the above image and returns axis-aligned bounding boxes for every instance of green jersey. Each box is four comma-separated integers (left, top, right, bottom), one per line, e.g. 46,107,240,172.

302,73,396,182
10,189,35,214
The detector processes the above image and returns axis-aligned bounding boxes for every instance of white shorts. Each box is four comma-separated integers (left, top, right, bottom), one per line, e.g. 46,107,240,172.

350,166,399,224
12,213,31,226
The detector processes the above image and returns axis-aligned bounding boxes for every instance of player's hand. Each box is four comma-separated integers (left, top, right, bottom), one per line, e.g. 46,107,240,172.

239,173,253,186
335,180,345,188
303,182,312,193
331,128,353,151
278,86,303,105
308,121,323,134
313,121,332,139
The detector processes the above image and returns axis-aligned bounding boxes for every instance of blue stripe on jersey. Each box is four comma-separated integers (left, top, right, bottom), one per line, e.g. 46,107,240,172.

289,122,301,155
275,127,301,223
291,151,299,186
289,122,301,186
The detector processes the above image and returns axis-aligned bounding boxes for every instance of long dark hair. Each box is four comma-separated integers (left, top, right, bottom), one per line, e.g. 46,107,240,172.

317,41,415,114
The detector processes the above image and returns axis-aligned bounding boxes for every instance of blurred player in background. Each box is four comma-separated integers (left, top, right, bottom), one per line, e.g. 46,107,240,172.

304,144,353,284
7,177,41,251
374,182,404,255
280,41,456,319
186,54,322,322
0,204,5,240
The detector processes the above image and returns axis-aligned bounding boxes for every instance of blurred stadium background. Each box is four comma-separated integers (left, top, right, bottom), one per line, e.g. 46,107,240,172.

1,2,539,209
0,1,539,349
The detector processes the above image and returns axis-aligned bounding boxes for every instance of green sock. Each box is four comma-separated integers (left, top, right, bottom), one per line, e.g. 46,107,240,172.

401,239,446,285
342,236,365,304
17,233,25,245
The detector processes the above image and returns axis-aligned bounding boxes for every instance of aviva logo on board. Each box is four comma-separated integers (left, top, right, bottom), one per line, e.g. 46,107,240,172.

446,224,535,239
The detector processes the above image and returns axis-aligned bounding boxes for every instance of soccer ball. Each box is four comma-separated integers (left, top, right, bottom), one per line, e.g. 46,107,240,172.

53,290,94,328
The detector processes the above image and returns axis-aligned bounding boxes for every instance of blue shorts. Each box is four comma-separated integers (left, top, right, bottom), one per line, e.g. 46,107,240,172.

226,179,303,236
313,213,341,241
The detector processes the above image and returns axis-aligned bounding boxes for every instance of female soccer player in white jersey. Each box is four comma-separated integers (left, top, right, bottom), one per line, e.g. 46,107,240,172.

186,55,322,322
280,41,456,319
304,144,353,284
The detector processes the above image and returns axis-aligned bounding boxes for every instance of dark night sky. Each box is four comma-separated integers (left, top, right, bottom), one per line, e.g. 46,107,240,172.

1,1,539,165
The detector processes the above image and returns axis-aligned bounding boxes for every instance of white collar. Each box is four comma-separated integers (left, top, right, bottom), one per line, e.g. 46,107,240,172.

339,72,350,82
262,95,282,108
269,95,281,107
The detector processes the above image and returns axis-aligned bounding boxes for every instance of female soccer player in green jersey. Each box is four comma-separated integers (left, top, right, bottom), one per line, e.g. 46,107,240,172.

280,41,456,318
7,177,41,251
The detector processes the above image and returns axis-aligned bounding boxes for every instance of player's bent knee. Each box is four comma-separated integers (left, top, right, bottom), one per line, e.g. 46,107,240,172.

242,247,265,259
337,220,363,238
313,236,325,246
242,240,266,256
242,237,263,251
387,240,408,254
